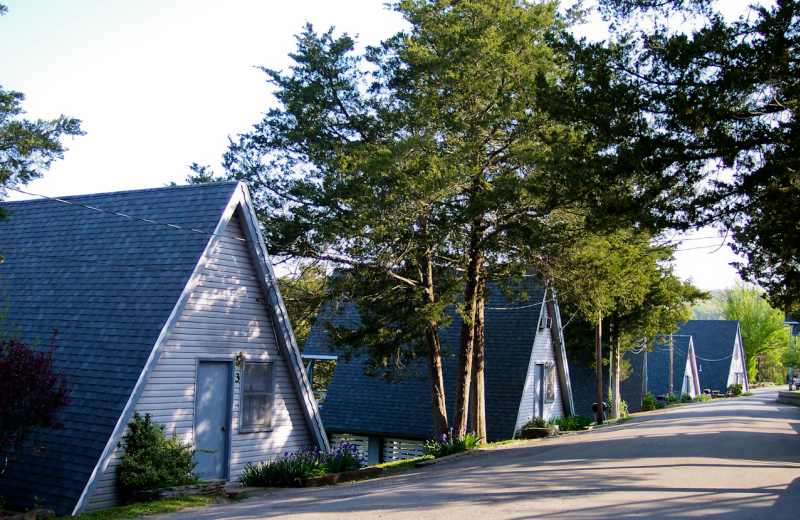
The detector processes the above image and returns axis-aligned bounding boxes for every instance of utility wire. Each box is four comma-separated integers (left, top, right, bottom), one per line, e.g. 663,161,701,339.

5,186,264,246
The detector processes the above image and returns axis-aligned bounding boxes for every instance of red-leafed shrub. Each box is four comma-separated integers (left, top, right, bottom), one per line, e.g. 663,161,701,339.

0,332,72,476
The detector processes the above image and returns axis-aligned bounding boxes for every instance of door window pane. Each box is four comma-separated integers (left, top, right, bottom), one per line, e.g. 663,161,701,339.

544,364,555,403
240,362,274,431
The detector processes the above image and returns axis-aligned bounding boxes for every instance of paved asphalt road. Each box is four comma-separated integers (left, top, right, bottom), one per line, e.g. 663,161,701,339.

159,387,800,519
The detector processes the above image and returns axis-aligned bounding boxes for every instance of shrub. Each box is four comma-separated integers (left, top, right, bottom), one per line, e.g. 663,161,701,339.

666,393,680,404
742,391,754,396
694,395,710,402
423,428,482,458
550,415,593,431
0,333,72,477
117,412,200,492
655,401,666,409
238,442,366,488
641,392,655,411
524,416,547,429
620,400,629,417
728,384,743,396
681,392,693,403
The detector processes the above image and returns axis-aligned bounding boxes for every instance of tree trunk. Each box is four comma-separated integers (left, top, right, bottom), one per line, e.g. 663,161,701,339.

595,312,604,425
422,251,449,437
469,278,487,442
610,334,621,420
454,232,482,438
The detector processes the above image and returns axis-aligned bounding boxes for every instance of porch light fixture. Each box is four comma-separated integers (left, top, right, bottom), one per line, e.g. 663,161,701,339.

236,352,245,367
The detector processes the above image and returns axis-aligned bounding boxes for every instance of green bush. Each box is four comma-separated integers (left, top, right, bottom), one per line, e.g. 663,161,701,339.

666,393,680,404
423,428,482,458
620,400,629,417
549,415,593,431
742,391,754,396
117,412,200,492
642,392,655,411
728,384,743,396
680,392,693,403
655,401,666,409
694,395,710,402
524,416,547,429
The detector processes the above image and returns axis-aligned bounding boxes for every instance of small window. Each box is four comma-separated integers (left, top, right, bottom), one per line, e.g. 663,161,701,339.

544,364,555,403
240,362,275,432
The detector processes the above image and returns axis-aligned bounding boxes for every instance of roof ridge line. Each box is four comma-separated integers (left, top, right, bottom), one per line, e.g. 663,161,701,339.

2,181,240,205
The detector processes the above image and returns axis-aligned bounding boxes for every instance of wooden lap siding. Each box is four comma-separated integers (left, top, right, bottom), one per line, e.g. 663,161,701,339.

86,213,312,510
328,433,369,459
513,299,564,436
382,438,426,461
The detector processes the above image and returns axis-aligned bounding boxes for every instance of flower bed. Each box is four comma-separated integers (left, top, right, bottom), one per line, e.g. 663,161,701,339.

239,442,367,488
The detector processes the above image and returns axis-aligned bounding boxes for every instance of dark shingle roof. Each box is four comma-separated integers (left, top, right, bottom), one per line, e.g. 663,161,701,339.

676,320,741,392
568,354,609,418
304,279,547,442
568,347,646,416
647,336,692,396
621,349,645,413
0,182,238,515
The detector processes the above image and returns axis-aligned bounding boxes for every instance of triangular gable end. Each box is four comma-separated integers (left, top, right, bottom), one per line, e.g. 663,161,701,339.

512,288,574,437
72,182,327,515
730,324,750,392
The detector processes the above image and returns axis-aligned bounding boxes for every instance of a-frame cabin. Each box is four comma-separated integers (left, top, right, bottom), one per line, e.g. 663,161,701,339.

0,182,326,515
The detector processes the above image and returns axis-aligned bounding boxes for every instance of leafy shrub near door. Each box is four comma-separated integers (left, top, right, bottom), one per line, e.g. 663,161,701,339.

727,384,743,396
641,392,655,411
551,415,593,431
117,412,200,492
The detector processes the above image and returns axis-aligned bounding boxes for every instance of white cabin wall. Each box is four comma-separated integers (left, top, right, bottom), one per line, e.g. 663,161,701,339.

681,356,696,398
727,334,748,390
86,212,312,511
514,303,564,435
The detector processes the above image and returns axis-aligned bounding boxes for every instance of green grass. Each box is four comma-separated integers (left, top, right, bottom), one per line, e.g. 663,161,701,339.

373,455,434,475
480,438,527,449
67,494,220,520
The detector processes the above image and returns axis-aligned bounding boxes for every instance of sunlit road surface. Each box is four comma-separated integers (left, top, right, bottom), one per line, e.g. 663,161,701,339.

157,387,800,519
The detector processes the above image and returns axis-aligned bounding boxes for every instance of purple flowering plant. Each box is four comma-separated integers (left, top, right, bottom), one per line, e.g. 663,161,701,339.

422,427,482,458
239,441,367,488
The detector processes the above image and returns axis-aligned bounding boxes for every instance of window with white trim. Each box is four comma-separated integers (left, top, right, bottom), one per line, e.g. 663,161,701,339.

240,362,275,432
544,364,555,403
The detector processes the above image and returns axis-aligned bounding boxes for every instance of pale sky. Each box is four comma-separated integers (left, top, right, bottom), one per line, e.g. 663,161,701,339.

0,0,754,290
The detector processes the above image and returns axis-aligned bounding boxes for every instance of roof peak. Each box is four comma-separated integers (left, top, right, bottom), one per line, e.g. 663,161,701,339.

2,181,241,206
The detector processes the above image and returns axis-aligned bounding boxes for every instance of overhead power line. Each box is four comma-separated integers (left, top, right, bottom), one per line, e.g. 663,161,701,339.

4,186,263,246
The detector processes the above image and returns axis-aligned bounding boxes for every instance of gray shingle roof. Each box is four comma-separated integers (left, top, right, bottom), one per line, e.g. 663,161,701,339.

568,348,646,416
568,353,609,418
304,279,548,442
647,336,693,396
676,320,741,392
0,182,238,515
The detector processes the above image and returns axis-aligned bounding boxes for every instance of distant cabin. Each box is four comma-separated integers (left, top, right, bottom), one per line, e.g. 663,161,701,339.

0,183,326,516
645,336,702,398
678,320,749,393
621,320,749,409
303,279,575,463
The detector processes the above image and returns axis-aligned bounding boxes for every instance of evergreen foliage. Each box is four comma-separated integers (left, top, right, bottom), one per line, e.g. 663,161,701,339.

117,412,200,492
592,0,800,313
